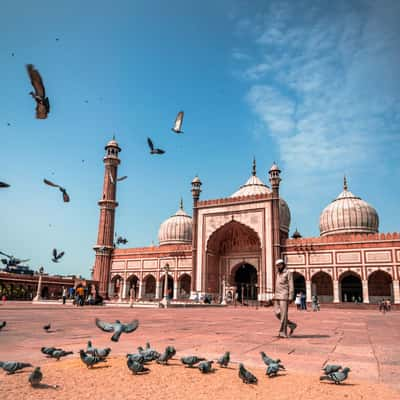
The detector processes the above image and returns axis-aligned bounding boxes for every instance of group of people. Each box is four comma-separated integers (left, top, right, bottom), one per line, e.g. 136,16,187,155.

294,291,307,310
61,285,103,306
379,298,392,313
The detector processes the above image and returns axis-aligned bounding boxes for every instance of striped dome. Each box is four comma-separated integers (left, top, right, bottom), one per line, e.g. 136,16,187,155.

158,201,192,245
319,178,379,236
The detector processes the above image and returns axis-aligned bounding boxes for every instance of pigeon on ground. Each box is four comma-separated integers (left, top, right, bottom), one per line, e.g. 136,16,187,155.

0,182,10,188
43,179,70,202
171,111,184,134
180,356,206,368
43,323,51,332
126,353,145,363
79,350,106,369
266,362,284,377
198,360,214,373
95,318,139,342
320,367,351,384
41,347,62,356
322,364,342,375
217,351,230,368
0,321,6,331
127,358,150,375
138,346,160,362
49,350,73,361
0,361,32,374
86,341,111,360
52,248,65,263
26,64,50,119
260,351,281,366
29,367,43,386
147,137,165,155
156,346,176,365
238,363,257,384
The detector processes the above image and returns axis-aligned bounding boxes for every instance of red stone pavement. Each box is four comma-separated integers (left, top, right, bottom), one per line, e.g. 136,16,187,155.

0,303,399,391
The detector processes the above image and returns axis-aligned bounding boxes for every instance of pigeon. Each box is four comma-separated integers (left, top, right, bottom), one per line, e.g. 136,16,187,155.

238,363,257,384
117,176,128,182
43,179,70,202
138,346,160,362
29,367,43,386
0,321,6,331
171,111,184,134
79,350,106,369
86,341,111,360
320,367,351,384
0,182,10,188
51,248,65,263
156,346,176,365
95,318,139,342
180,356,206,368
217,351,230,368
266,362,284,377
147,137,165,155
116,236,128,245
198,360,214,373
0,361,32,374
126,353,145,363
26,64,50,119
43,323,51,332
41,347,62,356
322,364,342,375
260,351,281,366
49,350,73,361
127,358,149,375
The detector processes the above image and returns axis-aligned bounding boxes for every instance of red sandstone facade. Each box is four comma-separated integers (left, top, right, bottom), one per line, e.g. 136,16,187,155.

92,140,400,304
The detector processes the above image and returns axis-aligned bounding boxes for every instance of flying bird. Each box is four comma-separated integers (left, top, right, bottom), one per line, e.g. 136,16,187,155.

0,321,6,331
0,182,10,188
320,367,351,384
147,137,165,155
26,64,50,119
43,179,70,202
116,236,128,245
29,367,43,387
117,175,127,182
52,248,65,263
171,111,184,134
95,318,139,342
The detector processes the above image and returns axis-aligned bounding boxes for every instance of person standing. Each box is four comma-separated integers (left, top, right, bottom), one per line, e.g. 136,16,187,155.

62,287,67,305
295,293,301,310
300,291,307,310
274,259,297,338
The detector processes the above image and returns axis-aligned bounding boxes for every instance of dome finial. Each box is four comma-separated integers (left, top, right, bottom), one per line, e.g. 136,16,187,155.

344,175,348,191
252,157,256,176
179,197,184,210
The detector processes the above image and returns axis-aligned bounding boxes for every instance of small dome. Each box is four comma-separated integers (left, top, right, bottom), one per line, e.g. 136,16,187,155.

269,162,280,172
105,137,121,151
292,228,302,239
319,178,379,236
231,161,290,233
192,176,201,184
158,200,192,245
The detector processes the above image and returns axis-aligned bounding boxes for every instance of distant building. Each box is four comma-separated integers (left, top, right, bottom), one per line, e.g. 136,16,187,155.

93,139,400,304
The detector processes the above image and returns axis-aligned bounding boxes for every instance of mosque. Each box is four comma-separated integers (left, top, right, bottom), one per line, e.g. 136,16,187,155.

92,139,400,305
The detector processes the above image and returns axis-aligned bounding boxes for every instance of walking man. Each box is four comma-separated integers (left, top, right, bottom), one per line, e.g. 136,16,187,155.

274,259,297,338
62,286,67,305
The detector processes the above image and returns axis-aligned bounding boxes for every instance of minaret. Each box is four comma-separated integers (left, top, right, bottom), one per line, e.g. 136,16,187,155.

190,176,202,295
269,162,282,292
93,137,121,298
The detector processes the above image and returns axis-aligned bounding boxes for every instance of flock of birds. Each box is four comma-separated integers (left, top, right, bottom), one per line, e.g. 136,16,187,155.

0,317,351,389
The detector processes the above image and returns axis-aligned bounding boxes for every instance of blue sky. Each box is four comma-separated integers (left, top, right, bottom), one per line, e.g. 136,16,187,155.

1,0,399,277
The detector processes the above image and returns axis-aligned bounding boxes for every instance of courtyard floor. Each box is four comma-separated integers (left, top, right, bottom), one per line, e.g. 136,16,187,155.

0,303,399,399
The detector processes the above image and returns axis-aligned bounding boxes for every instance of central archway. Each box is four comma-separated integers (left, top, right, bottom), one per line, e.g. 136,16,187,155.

205,220,261,296
233,263,258,301
340,272,362,302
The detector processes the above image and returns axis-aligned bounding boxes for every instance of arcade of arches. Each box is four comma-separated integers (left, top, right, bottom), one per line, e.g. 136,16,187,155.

108,273,192,301
290,269,394,304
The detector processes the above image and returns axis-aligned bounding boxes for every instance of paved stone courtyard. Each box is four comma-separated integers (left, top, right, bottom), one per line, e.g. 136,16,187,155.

0,303,399,397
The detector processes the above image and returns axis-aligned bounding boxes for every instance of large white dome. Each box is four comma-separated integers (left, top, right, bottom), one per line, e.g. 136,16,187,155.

158,201,192,245
319,178,379,236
